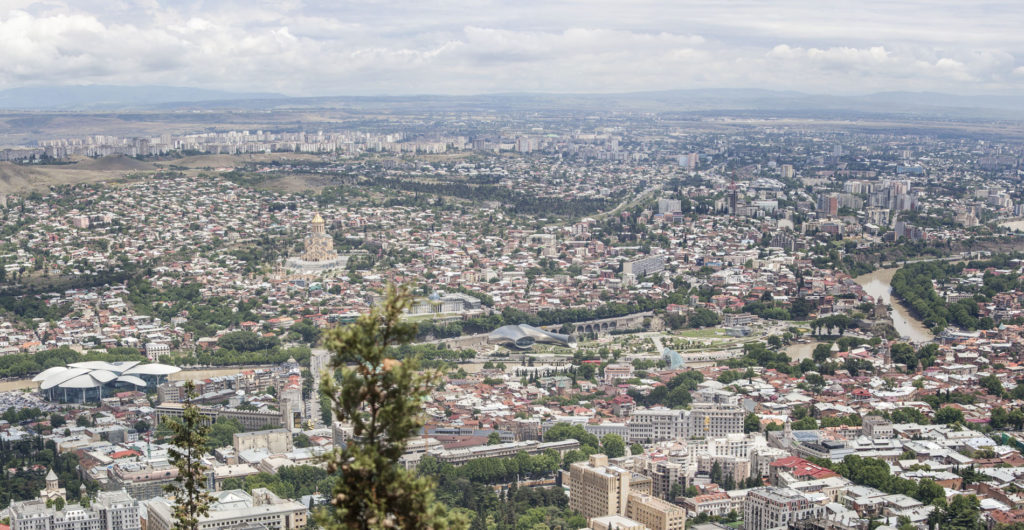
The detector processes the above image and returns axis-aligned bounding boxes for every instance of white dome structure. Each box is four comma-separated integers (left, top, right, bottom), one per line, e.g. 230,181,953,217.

34,361,180,403
486,324,577,350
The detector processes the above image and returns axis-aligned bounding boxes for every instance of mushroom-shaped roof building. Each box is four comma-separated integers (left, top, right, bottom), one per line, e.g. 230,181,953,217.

487,324,577,350
34,361,180,402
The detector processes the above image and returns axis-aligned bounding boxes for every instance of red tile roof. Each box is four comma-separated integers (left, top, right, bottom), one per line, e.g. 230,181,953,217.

770,456,839,480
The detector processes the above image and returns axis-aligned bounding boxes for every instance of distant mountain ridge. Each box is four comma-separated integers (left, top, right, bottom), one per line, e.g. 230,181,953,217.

3,85,1024,118
0,85,285,110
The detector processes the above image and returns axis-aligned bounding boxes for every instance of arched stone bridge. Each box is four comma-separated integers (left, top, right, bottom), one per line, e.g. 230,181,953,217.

564,312,652,335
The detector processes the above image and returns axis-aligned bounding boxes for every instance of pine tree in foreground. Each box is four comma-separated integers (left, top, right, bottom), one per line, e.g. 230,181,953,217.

318,284,467,530
164,380,214,530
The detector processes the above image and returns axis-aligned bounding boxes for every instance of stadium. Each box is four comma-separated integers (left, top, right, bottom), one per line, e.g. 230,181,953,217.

33,361,181,403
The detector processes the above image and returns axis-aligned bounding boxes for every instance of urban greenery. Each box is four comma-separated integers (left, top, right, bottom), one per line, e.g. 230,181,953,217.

163,381,215,530
317,285,466,529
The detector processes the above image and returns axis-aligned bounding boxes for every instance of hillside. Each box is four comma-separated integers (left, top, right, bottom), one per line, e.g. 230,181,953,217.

0,157,155,194
70,155,155,172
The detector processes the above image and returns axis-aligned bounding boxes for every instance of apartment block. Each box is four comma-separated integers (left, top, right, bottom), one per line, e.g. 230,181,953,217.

11,490,140,530
626,492,686,530
628,408,685,443
569,454,631,520
743,487,825,530
146,488,306,530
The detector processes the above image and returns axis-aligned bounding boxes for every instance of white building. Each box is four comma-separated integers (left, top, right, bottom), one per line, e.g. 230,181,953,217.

11,490,140,530
743,487,825,530
146,489,306,530
144,343,170,361
629,408,685,443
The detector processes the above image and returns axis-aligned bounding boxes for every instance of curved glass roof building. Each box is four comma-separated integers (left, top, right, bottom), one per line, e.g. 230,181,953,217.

33,361,181,403
487,324,577,350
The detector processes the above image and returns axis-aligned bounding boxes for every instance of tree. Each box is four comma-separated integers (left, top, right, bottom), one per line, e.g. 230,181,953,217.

710,462,723,486
979,374,1004,397
49,414,65,428
934,495,983,530
792,417,818,430
890,343,916,368
890,407,930,425
601,434,625,459
630,443,644,456
744,413,760,433
318,285,466,529
935,406,965,425
290,319,322,345
1010,409,1024,431
164,381,214,530
133,420,149,434
812,343,833,363
688,308,720,328
487,432,502,445
206,418,245,450
917,479,945,506
990,407,1009,430
544,423,599,449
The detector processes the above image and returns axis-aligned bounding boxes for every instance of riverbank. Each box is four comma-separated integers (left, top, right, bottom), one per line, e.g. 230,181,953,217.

784,341,823,361
854,268,933,343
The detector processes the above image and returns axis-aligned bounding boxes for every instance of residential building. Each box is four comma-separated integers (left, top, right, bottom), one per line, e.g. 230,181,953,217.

623,256,667,279
146,489,306,530
658,199,682,215
569,454,631,520
589,515,645,530
234,429,293,455
626,492,686,530
629,408,685,443
11,490,140,530
743,487,825,530
155,403,286,431
861,416,894,439
433,439,579,466
688,402,745,439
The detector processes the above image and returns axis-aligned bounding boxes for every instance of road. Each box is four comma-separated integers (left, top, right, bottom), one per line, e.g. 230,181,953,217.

307,377,323,427
308,350,328,427
541,184,662,229
596,184,662,221
650,334,665,353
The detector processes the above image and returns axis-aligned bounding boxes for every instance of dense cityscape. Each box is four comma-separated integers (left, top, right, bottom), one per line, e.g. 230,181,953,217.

6,1,1024,529
0,108,1023,530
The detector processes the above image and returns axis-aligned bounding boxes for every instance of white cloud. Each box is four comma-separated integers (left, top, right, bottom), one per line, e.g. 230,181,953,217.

0,0,1021,95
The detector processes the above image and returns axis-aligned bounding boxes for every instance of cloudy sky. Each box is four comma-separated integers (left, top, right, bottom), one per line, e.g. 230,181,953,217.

1,0,1023,96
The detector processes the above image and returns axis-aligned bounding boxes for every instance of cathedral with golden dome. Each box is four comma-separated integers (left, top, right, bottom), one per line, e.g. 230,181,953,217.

285,212,347,272
303,212,337,262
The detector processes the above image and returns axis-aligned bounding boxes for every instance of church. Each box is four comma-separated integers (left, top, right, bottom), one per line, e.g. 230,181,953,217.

40,469,67,502
284,212,348,273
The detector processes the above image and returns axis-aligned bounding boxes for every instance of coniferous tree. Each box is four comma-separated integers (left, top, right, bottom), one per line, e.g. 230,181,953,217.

318,284,466,529
164,381,214,530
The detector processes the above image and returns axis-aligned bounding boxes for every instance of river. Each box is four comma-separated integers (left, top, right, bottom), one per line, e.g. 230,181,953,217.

853,267,933,343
